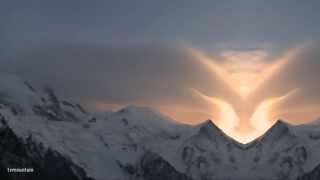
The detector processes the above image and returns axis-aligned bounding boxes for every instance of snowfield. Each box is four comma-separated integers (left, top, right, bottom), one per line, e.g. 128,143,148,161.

1,73,320,180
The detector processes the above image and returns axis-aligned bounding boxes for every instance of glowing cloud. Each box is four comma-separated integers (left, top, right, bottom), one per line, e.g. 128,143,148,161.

192,88,298,143
188,47,301,143
189,48,297,98
248,89,299,139
191,88,239,136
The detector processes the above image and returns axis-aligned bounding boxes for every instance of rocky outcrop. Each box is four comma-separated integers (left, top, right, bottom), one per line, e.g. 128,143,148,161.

297,164,320,180
0,115,94,180
120,151,193,180
32,88,85,122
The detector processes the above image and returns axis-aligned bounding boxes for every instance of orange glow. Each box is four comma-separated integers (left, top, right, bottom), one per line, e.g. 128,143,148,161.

248,89,298,140
187,47,301,143
192,89,298,143
239,85,250,97
191,88,239,138
190,48,297,98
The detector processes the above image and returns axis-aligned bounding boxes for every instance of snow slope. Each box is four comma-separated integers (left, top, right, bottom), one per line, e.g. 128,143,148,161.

1,73,320,180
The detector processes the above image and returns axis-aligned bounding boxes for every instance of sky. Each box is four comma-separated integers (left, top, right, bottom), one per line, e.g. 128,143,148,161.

1,0,320,142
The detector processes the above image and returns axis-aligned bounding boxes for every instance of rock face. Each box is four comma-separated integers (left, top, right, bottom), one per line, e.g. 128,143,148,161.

297,164,320,180
139,152,192,180
119,151,194,180
1,73,320,180
0,116,93,180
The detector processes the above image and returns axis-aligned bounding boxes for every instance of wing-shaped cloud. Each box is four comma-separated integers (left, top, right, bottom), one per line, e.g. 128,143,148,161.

1,42,320,132
249,89,299,135
253,43,320,124
190,47,297,99
191,88,240,131
191,88,299,143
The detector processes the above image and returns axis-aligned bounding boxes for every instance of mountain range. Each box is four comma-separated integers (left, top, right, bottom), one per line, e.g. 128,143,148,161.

0,73,320,180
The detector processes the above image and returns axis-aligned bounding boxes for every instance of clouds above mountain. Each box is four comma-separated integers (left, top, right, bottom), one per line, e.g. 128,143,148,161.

253,43,320,124
1,42,320,125
0,44,237,122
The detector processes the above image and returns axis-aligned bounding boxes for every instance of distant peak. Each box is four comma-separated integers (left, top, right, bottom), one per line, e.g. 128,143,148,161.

199,120,217,129
270,120,291,131
117,105,164,118
256,119,293,143
307,118,320,126
194,119,295,148
118,105,156,114
197,120,230,140
199,119,211,125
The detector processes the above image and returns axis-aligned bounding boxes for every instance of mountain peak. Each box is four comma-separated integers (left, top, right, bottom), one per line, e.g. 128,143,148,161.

197,120,233,142
118,105,159,115
199,119,218,130
257,119,293,143
196,119,295,147
0,72,41,114
269,120,291,133
308,118,320,126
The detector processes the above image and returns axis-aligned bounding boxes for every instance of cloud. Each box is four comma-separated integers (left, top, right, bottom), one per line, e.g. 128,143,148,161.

0,43,233,122
253,43,320,123
1,42,320,125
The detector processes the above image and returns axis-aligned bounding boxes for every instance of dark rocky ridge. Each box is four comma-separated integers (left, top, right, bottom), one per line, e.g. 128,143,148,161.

297,164,320,180
120,151,194,180
0,115,94,180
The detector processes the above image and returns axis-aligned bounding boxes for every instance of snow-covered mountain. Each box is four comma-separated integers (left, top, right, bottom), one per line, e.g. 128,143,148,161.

1,73,320,180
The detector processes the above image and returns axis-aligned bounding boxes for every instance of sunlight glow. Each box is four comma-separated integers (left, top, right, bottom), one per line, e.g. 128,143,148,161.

192,89,298,143
190,48,296,98
188,47,300,143
248,89,298,140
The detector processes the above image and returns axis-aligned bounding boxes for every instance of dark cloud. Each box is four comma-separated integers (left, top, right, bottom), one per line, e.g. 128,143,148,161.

0,44,234,120
2,0,320,53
